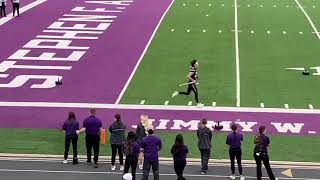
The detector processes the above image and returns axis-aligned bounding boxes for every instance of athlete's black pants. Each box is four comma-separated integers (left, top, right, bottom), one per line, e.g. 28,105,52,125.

12,3,19,17
85,134,100,164
174,159,187,180
64,134,78,161
124,155,138,180
111,144,124,166
229,148,242,175
254,153,276,180
0,2,6,17
179,83,199,103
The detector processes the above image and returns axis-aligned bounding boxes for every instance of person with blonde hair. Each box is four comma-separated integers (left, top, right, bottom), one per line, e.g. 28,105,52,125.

136,114,149,169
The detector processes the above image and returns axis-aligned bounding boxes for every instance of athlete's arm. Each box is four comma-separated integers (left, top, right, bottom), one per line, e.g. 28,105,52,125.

187,72,196,82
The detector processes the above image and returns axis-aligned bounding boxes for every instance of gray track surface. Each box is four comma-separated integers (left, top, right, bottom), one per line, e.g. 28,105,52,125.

0,159,319,180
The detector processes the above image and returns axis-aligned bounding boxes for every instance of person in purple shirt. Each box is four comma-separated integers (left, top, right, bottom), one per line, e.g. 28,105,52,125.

140,125,162,180
254,126,278,180
171,134,188,180
62,112,79,165
226,124,245,180
123,131,140,180
79,109,102,168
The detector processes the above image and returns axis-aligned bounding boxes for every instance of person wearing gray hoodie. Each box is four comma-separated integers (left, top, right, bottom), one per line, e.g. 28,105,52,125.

109,114,126,171
197,118,212,175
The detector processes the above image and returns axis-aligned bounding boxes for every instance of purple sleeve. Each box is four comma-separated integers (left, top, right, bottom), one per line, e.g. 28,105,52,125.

83,119,87,128
76,121,80,130
140,138,146,149
184,146,189,154
62,122,66,130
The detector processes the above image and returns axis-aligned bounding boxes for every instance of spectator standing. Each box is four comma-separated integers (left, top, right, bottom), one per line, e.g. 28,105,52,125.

197,118,212,175
11,0,19,17
62,112,79,165
0,0,6,17
136,114,149,169
171,134,188,180
123,131,140,180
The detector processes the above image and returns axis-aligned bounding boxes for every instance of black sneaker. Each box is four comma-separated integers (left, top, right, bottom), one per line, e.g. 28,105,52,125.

73,158,78,165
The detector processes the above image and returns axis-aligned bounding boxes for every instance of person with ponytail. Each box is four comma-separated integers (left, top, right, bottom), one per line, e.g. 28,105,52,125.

171,134,189,180
109,114,126,171
123,131,140,180
62,112,79,165
136,114,149,169
226,124,244,180
254,126,277,180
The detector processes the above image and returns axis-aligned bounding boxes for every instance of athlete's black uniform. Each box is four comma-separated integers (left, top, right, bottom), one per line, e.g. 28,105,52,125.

179,65,199,103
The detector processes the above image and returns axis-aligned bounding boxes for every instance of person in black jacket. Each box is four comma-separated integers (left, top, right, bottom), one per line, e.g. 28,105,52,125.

197,118,212,175
109,114,126,171
171,134,189,180
123,131,140,180
135,114,149,169
0,0,6,17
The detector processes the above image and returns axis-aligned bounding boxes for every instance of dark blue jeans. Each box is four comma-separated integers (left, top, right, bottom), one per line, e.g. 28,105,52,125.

142,160,159,180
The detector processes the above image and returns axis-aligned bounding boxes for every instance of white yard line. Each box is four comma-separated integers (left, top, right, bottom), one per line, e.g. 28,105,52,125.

114,0,175,104
234,0,241,107
294,0,320,39
0,0,47,26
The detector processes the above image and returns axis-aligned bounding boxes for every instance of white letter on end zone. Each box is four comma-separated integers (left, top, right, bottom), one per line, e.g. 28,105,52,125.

271,123,304,134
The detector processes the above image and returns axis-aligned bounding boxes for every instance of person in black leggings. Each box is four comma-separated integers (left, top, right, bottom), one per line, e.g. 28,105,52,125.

12,0,20,17
226,124,245,180
171,134,189,180
0,0,6,17
254,126,278,180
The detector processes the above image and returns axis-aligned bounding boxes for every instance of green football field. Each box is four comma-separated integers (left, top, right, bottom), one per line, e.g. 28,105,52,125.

120,0,320,109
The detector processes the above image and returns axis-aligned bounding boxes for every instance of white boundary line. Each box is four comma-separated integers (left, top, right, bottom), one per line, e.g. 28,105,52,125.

2,101,320,114
0,168,318,180
234,0,241,107
294,0,320,39
114,0,175,104
0,0,47,26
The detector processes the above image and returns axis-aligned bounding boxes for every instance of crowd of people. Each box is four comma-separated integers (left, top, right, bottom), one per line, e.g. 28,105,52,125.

0,0,20,17
62,109,278,180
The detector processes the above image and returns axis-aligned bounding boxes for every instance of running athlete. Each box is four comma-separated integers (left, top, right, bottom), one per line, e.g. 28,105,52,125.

172,60,203,106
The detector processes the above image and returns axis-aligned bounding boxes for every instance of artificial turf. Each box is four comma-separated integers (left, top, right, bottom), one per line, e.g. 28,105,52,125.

120,0,320,109
0,128,319,162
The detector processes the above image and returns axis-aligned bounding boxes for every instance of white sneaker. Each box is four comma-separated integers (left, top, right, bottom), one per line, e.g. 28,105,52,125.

120,165,124,171
172,91,179,98
139,164,143,170
63,160,68,164
197,103,204,107
111,165,116,171
240,175,245,180
230,174,236,180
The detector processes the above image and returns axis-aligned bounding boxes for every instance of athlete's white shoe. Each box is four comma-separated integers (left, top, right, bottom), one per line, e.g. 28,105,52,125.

197,103,204,107
120,165,124,171
172,91,179,98
63,160,68,164
111,165,116,171
230,174,236,180
240,175,245,180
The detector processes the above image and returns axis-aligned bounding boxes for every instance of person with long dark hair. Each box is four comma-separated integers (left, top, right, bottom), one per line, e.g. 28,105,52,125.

226,124,245,180
172,60,203,106
171,134,188,180
109,114,126,171
254,126,277,180
62,112,79,165
123,131,140,180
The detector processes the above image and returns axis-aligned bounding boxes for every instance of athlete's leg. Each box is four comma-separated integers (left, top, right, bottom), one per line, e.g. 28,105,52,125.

190,84,199,103
179,84,192,95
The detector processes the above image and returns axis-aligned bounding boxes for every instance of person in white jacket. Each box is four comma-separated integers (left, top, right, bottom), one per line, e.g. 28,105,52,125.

12,0,19,17
0,0,6,17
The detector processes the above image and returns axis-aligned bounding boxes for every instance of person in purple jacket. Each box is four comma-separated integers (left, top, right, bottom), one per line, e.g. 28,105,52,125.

123,131,140,180
171,134,188,180
226,124,245,180
62,112,79,165
141,125,162,180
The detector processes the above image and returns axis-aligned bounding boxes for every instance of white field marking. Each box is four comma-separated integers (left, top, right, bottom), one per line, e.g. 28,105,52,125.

203,29,206,32
247,5,251,7
267,31,271,34
308,131,316,134
183,3,186,6
187,29,190,32
188,101,192,106
286,5,290,8
164,101,169,105
260,103,265,108
209,4,212,6
273,5,277,8
0,0,47,26
6,101,320,114
196,4,199,6
294,0,320,39
250,30,255,34
299,31,303,34
286,67,305,71
171,29,175,32
140,100,145,105
212,102,216,107
206,14,209,17
285,104,289,109
219,30,222,33
260,5,263,7
115,0,175,104
309,104,314,109
116,6,126,10
283,31,287,34
312,6,315,8
0,74,9,78
221,4,225,7
0,169,318,180
234,0,241,107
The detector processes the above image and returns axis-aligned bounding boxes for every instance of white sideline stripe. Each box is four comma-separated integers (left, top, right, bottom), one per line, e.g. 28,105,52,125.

212,102,216,107
309,104,313,109
114,0,175,104
234,0,241,107
308,131,316,134
140,100,145,105
187,101,192,106
294,0,320,39
260,103,265,108
285,104,289,109
0,0,47,26
164,101,169,105
5,101,320,114
0,169,318,180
